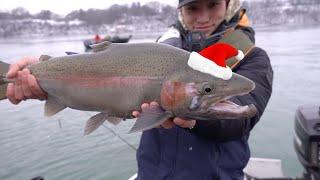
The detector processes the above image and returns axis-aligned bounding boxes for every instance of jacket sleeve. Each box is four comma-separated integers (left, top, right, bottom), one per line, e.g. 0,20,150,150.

191,47,273,142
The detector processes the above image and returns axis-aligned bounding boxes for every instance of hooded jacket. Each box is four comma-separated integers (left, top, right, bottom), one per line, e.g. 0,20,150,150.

136,2,273,180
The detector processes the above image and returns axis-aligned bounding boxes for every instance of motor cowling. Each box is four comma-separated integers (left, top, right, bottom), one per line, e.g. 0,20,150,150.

294,105,320,179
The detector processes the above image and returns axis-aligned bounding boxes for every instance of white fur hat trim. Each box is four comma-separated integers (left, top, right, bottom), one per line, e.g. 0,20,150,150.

187,52,233,80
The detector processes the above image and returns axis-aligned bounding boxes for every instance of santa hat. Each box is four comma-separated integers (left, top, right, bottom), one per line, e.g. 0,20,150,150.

187,43,244,80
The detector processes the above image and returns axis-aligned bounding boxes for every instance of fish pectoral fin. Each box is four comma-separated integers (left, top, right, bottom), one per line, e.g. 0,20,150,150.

91,41,112,53
107,116,122,125
84,112,108,135
44,97,66,116
39,55,52,62
129,106,173,133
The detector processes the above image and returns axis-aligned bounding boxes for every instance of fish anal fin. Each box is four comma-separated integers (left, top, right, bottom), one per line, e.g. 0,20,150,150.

39,55,52,62
129,106,173,133
107,116,122,125
44,97,66,116
84,112,108,135
91,41,112,53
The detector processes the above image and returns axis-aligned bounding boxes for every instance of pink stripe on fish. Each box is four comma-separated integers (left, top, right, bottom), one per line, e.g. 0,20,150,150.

40,76,160,88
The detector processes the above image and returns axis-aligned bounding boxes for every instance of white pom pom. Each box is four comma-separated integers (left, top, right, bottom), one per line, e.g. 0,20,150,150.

236,50,244,61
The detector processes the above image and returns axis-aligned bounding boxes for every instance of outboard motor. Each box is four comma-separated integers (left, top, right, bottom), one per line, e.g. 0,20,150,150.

294,105,320,180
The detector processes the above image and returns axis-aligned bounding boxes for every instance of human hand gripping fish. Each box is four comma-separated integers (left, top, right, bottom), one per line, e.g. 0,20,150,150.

5,57,47,104
0,42,257,135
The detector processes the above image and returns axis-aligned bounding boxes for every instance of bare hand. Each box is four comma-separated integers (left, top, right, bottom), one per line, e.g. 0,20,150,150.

132,101,196,129
6,57,47,104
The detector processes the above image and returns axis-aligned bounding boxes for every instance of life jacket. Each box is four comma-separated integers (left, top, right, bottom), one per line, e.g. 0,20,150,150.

219,9,254,69
159,8,254,70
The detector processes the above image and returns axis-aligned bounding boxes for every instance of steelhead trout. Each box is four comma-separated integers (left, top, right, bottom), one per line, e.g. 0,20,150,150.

0,42,257,134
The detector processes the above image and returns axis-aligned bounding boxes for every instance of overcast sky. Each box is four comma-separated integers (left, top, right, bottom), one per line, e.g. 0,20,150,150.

1,0,178,15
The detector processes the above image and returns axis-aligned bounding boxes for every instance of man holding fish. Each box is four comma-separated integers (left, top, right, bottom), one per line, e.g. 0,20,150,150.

3,0,273,179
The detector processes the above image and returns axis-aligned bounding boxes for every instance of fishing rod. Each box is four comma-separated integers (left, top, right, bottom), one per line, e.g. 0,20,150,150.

101,123,137,151
82,112,137,151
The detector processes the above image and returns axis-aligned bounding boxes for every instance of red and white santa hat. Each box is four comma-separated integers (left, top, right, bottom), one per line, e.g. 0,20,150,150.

187,43,244,80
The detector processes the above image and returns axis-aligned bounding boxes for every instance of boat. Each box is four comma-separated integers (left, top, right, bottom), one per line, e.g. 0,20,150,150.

83,34,132,51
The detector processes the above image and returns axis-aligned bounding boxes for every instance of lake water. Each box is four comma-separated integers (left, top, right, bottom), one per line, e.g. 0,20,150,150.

0,26,320,179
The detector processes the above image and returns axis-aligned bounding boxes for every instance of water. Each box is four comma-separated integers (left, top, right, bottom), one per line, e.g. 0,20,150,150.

0,26,320,179
250,25,320,177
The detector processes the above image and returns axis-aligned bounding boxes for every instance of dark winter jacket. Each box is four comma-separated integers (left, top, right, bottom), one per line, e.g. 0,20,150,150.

136,21,273,180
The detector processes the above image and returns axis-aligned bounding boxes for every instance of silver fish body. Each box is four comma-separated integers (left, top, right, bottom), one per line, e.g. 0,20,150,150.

2,42,257,134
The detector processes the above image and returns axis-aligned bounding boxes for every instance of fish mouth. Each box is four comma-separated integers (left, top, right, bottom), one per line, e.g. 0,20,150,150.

205,100,258,119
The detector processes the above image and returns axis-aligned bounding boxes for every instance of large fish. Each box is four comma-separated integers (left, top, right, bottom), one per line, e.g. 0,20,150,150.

0,42,257,134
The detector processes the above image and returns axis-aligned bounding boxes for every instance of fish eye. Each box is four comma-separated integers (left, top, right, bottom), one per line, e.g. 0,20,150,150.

201,83,214,94
205,87,212,93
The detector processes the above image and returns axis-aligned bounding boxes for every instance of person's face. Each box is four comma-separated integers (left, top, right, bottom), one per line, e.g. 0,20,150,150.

180,0,227,37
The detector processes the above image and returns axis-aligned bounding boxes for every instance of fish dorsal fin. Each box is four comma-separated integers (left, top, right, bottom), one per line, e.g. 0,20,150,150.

129,106,173,133
84,112,108,135
44,96,66,116
39,55,52,62
91,41,112,53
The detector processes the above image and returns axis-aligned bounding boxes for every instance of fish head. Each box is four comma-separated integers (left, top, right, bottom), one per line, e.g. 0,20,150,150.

160,72,257,120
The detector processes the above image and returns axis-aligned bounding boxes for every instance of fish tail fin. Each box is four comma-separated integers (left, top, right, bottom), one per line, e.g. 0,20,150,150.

0,61,10,100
